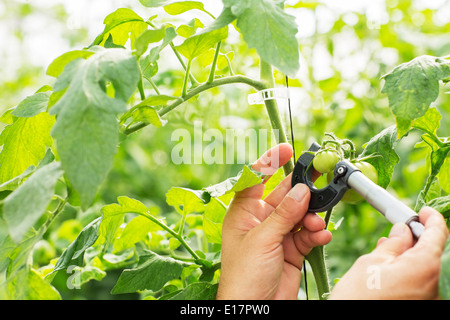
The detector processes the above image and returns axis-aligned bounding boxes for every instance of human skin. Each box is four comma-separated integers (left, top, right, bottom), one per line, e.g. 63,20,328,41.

328,206,448,300
216,143,332,300
217,143,449,300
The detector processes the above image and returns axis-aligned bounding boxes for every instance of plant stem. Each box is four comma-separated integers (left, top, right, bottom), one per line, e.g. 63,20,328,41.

136,210,201,261
306,245,330,300
324,209,333,229
123,75,266,135
169,42,199,86
259,60,331,299
146,19,199,86
182,59,192,97
207,41,221,84
146,76,160,95
259,60,294,175
178,207,187,236
138,78,146,100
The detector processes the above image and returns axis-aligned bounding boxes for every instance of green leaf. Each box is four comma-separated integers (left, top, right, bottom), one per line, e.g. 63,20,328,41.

0,148,54,192
114,216,155,252
8,268,61,300
0,112,55,184
139,0,167,6
49,48,140,209
91,8,148,49
381,55,450,138
117,195,148,213
168,282,218,300
439,239,450,300
11,92,51,118
104,34,127,49
175,26,228,61
138,27,177,80
48,217,101,277
3,162,63,243
1,226,41,279
163,1,212,16
134,106,168,127
69,265,106,288
411,107,442,136
111,250,187,294
360,125,400,189
138,94,182,107
201,6,236,34
166,187,207,214
224,0,299,77
134,26,167,57
426,195,450,219
202,198,227,244
96,204,126,249
438,156,450,193
121,95,180,127
430,145,450,178
197,48,234,70
102,249,134,268
98,196,164,251
46,50,95,78
140,0,212,17
169,237,181,250
177,18,204,38
203,165,264,198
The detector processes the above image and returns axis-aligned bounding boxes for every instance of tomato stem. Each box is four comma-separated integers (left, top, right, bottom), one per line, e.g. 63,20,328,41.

123,75,267,135
306,245,330,300
181,59,192,97
207,41,221,84
136,209,201,261
259,60,294,175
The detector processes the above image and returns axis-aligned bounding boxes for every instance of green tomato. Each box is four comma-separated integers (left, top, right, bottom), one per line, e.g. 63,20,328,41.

327,161,378,204
313,150,340,174
32,240,56,266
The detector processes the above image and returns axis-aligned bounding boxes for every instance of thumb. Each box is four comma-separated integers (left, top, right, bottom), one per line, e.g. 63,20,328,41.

258,183,310,241
374,223,414,257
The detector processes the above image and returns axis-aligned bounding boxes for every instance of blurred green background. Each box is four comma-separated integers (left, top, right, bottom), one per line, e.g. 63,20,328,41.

1,0,449,299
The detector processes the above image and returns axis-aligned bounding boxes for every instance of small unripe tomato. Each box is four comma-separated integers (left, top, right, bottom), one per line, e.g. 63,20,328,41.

327,161,378,204
32,240,56,266
313,150,340,174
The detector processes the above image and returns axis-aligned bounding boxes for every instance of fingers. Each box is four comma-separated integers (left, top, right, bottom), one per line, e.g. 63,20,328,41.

252,143,293,177
257,183,311,240
293,228,332,257
263,173,292,208
232,183,266,201
373,222,414,257
412,206,449,255
234,143,293,201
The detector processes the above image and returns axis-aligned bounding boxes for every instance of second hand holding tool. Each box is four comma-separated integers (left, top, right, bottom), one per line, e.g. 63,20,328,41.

291,142,425,239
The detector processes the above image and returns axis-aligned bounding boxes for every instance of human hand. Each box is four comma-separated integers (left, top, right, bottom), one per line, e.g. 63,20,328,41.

329,206,449,300
216,143,332,300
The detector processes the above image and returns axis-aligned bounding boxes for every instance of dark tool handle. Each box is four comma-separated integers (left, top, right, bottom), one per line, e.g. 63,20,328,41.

291,143,349,213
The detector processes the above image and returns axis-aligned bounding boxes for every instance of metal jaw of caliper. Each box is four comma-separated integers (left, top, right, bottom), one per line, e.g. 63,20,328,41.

291,142,425,238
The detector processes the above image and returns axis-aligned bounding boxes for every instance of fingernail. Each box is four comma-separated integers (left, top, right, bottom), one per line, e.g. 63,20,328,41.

389,223,409,238
288,184,309,202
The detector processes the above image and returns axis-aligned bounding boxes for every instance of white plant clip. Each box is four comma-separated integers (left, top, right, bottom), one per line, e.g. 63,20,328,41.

247,87,290,105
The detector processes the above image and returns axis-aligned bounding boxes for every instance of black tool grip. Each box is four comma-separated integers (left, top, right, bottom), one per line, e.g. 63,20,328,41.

291,143,349,213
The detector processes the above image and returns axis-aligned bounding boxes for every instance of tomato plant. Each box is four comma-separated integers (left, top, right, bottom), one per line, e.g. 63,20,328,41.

313,149,341,174
326,156,378,204
0,0,449,301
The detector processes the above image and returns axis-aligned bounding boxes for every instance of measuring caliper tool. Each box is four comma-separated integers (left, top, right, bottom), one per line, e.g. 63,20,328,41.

291,142,425,239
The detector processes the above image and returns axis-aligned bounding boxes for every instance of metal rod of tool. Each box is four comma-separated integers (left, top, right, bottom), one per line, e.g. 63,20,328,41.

339,161,425,238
